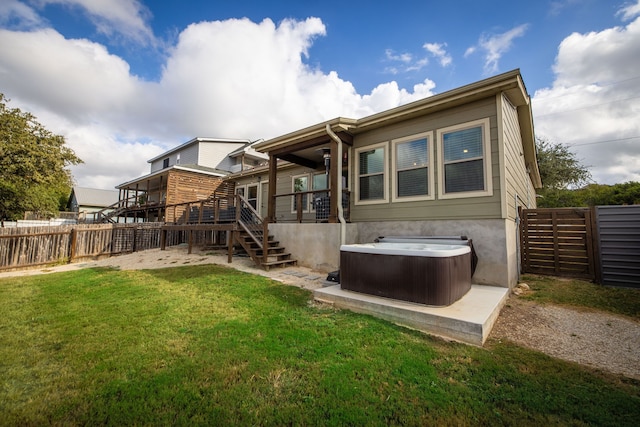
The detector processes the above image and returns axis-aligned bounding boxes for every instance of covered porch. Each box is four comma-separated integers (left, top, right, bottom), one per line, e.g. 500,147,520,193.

255,119,355,224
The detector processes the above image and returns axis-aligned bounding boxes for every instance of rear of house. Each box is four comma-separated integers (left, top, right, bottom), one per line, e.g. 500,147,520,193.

232,69,541,287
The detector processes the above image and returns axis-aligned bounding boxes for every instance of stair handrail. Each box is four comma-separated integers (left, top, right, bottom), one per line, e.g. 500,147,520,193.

235,194,266,254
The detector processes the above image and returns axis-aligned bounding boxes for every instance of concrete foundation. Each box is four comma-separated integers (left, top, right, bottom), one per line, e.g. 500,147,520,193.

270,219,518,288
314,284,509,346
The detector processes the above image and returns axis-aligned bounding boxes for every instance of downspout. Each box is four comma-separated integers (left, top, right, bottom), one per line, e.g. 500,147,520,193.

326,124,347,246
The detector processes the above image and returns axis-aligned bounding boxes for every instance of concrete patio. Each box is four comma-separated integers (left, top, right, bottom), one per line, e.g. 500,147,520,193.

313,284,510,346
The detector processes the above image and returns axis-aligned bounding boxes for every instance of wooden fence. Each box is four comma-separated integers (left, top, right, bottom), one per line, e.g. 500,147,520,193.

519,207,598,281
0,223,227,271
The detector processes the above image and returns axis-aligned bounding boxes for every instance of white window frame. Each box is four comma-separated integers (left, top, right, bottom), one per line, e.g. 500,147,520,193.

311,172,329,213
354,142,389,206
246,183,259,210
391,131,434,203
437,118,493,200
291,173,310,213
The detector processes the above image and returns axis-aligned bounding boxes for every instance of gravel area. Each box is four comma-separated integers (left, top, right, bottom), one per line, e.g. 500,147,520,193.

490,291,640,380
2,247,638,380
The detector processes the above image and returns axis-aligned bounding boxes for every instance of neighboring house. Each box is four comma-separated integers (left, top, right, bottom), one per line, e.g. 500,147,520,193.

114,137,266,222
68,187,120,223
229,69,541,288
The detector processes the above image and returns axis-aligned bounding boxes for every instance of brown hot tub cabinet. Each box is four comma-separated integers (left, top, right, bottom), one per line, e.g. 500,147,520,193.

339,237,474,307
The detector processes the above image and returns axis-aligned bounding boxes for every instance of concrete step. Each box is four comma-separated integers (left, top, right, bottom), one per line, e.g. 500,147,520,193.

313,284,509,346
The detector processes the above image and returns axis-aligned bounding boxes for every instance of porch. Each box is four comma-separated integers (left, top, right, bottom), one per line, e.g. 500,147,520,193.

258,120,355,225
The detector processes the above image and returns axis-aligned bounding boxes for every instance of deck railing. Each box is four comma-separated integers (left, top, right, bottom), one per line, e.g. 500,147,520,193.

272,189,350,223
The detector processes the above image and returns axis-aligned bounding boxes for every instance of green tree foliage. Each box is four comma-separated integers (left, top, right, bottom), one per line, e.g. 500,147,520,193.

536,137,592,190
535,137,592,208
0,94,82,220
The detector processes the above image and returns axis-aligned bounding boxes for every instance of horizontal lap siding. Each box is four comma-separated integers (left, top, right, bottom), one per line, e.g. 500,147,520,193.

351,97,502,222
596,205,640,288
502,94,535,220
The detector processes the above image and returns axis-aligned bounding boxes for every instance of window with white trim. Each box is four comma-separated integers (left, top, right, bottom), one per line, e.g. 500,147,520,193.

291,174,309,213
437,118,493,199
246,184,258,210
355,142,388,205
392,132,434,202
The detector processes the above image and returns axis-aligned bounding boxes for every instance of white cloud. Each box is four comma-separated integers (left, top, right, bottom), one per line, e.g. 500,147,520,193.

39,0,155,46
533,11,640,184
385,49,412,63
0,0,43,28
0,16,437,189
617,0,640,21
384,48,428,74
423,42,452,67
467,24,529,74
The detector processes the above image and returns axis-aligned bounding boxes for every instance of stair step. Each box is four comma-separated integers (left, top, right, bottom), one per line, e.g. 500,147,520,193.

253,247,286,255
261,259,298,270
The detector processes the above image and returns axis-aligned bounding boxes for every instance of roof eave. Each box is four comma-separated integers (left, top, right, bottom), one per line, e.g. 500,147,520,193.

147,137,252,163
253,117,357,153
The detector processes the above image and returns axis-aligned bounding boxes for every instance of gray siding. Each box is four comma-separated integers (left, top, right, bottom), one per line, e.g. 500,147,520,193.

150,144,199,172
596,205,640,288
501,94,536,221
351,97,502,222
199,142,245,170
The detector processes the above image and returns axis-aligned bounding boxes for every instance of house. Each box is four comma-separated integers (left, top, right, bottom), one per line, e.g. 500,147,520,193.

113,137,266,222
67,186,119,223
229,69,541,288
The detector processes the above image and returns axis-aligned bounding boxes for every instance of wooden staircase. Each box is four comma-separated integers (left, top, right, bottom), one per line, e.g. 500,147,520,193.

233,195,297,270
235,230,297,270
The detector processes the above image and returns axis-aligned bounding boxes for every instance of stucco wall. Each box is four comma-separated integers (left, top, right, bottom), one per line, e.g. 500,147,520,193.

269,219,518,288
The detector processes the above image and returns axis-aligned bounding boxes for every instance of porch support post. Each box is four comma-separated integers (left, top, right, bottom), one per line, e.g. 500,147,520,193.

267,154,277,223
328,137,339,223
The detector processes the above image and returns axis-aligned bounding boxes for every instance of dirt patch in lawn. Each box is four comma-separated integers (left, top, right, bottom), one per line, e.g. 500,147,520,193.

489,294,640,380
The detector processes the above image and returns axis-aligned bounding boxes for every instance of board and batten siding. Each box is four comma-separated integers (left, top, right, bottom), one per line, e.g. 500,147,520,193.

350,97,502,222
500,93,536,221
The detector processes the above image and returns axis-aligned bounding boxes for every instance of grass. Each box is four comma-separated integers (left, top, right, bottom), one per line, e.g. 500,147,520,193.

0,265,638,426
519,274,640,319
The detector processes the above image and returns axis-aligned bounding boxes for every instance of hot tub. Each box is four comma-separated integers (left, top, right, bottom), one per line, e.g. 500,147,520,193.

339,238,473,306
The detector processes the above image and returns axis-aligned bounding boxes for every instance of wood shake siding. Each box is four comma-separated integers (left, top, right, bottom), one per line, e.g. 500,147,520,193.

500,93,536,220
350,97,502,222
165,169,223,205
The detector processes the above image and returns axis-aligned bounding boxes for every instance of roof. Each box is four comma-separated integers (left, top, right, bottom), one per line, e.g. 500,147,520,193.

116,164,227,189
71,187,119,207
227,140,269,160
147,137,252,163
254,69,542,188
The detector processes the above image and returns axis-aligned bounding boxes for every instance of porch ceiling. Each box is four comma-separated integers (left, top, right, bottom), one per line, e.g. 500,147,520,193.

271,131,353,169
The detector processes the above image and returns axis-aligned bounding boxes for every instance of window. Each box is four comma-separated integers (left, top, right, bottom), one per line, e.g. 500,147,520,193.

437,118,492,199
162,158,170,169
292,174,309,213
355,142,388,205
392,132,434,202
247,184,258,210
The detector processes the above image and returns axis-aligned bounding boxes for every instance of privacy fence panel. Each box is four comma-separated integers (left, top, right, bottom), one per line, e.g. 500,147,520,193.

595,205,640,288
519,208,597,281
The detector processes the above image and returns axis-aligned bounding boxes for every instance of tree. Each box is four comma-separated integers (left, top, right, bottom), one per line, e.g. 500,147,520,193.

0,93,82,221
535,137,591,208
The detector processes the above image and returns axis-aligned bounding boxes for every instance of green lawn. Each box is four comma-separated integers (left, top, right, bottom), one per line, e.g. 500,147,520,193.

1,265,638,426
519,274,640,319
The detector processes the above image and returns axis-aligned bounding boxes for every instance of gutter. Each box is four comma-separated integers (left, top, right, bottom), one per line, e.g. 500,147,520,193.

325,124,347,246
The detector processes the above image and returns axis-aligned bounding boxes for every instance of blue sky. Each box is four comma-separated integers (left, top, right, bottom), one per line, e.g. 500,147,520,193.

1,0,639,188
